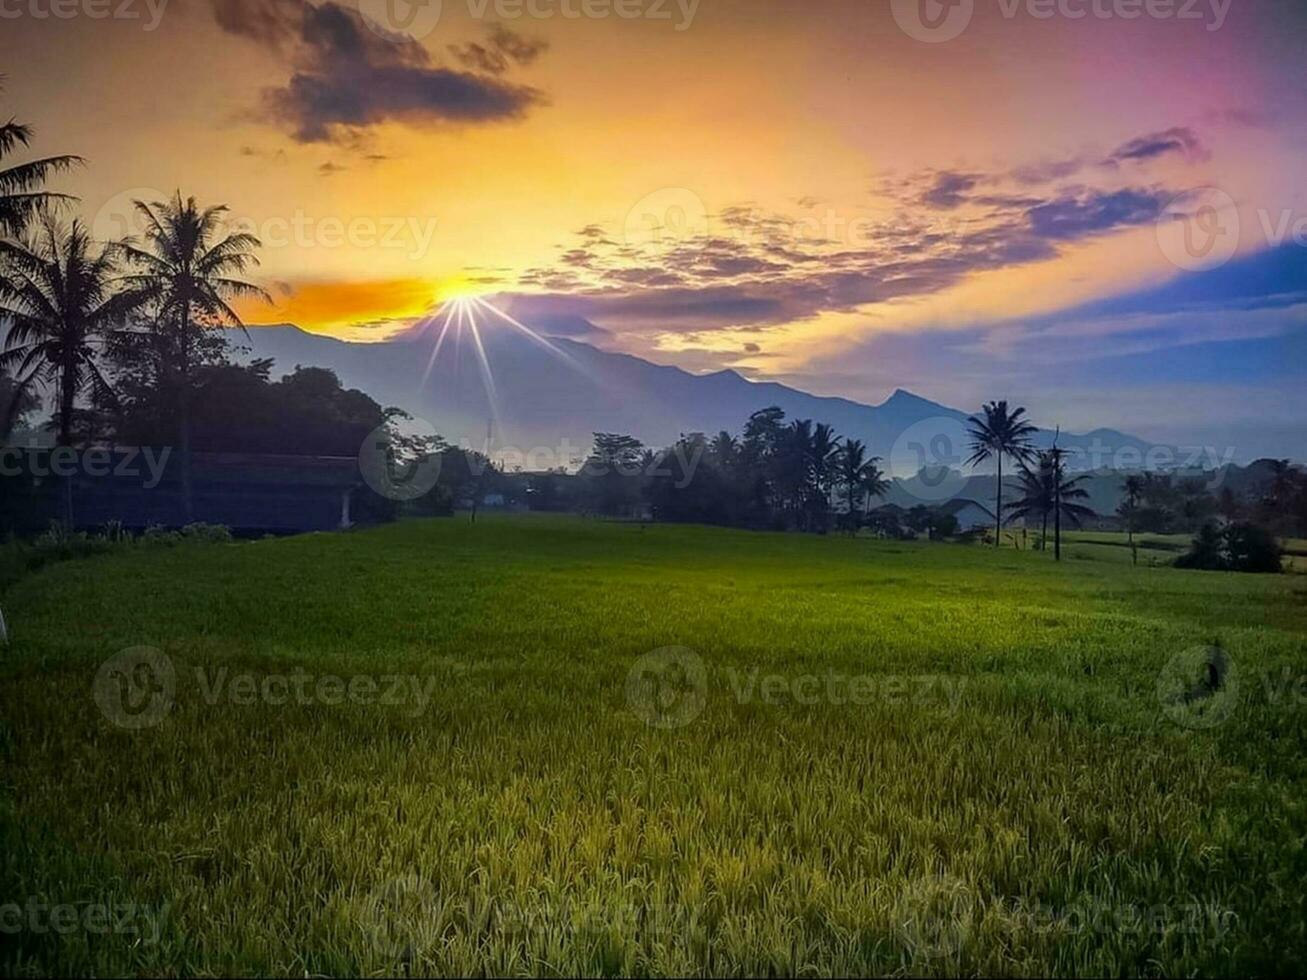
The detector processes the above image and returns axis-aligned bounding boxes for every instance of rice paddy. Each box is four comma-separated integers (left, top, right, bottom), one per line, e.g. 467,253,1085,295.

1,514,1304,976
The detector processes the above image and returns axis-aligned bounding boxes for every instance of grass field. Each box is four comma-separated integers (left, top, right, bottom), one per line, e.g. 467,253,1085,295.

2,514,1305,976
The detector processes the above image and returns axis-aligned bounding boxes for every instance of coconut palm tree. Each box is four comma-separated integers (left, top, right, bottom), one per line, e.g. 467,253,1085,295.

966,400,1038,547
1119,474,1145,555
0,95,81,238
1007,446,1095,561
0,214,134,444
1008,455,1055,551
833,437,890,534
115,192,268,519
859,456,890,520
834,437,869,534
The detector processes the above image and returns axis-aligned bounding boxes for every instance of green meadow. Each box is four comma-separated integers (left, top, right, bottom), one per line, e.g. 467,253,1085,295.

1,514,1305,976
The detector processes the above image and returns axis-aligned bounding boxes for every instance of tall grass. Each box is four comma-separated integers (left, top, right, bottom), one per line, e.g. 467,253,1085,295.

1,515,1304,975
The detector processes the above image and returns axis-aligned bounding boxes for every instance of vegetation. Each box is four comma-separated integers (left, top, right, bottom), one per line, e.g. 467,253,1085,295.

1175,521,1285,574
2,514,1305,976
965,400,1037,547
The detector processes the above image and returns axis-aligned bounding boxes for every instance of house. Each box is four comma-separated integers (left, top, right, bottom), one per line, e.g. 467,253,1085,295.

1,448,363,535
934,498,996,533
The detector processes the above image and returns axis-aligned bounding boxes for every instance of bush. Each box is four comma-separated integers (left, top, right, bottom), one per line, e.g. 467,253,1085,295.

1175,521,1283,573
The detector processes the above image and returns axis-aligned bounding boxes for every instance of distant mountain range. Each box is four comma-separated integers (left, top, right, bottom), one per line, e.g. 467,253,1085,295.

243,323,1183,481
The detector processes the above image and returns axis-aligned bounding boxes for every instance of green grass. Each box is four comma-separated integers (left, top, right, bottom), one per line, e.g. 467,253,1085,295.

2,515,1305,976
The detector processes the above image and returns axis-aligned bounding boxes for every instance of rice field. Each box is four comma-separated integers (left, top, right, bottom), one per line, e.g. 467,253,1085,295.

1,514,1305,976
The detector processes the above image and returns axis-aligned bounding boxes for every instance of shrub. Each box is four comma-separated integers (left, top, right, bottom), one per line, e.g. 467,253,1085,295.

1175,521,1283,573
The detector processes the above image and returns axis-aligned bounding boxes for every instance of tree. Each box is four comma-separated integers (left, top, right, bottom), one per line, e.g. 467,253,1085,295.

1119,474,1145,555
859,457,890,520
0,215,133,446
1046,444,1095,561
582,432,645,517
1176,522,1283,574
966,400,1037,548
833,438,869,534
0,368,39,439
115,192,268,520
0,92,80,238
1009,455,1055,551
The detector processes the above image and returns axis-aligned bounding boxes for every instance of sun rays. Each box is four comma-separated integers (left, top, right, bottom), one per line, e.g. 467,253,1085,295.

414,294,590,436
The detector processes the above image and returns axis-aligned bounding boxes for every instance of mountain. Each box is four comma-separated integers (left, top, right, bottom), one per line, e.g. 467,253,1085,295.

239,322,1171,475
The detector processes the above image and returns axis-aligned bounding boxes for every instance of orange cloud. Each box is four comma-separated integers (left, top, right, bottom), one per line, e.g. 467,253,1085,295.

238,278,440,340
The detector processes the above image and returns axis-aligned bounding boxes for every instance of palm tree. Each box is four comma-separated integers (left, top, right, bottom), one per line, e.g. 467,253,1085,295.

834,437,868,534
833,437,889,534
1119,474,1145,555
1008,455,1055,551
115,192,268,519
0,93,81,238
0,214,133,444
1007,446,1095,561
966,400,1037,547
808,422,840,527
859,457,890,520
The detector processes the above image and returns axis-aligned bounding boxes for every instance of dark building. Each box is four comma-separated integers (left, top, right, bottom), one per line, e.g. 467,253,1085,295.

1,448,362,535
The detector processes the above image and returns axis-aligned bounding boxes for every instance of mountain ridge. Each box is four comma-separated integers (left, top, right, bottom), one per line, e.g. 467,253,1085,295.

240,323,1169,472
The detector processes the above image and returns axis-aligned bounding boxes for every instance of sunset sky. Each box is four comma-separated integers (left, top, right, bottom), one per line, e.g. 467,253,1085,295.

3,0,1305,453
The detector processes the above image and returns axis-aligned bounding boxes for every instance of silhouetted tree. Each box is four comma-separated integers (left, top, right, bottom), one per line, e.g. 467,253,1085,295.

116,192,268,520
0,215,134,445
966,400,1037,547
0,91,79,237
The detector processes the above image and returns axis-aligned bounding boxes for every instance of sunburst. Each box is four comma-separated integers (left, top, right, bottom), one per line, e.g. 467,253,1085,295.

411,294,588,441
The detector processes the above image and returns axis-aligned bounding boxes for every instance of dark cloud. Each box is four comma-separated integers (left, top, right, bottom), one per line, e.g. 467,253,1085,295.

1026,188,1168,240
450,25,549,76
1105,127,1207,166
210,0,545,143
920,171,979,210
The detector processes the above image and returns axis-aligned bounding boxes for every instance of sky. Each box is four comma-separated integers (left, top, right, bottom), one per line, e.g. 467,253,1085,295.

2,0,1305,455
